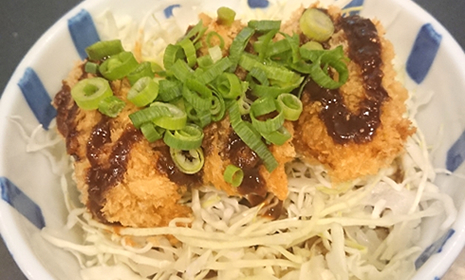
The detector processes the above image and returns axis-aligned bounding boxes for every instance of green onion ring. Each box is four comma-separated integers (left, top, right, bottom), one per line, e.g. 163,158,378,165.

164,123,204,150
98,95,125,118
140,122,165,143
215,72,243,99
170,147,205,174
206,32,225,49
217,7,236,27
127,61,154,86
127,77,159,107
261,125,291,146
178,38,197,67
128,102,172,128
151,102,187,130
85,39,124,61
229,103,278,172
250,108,285,134
276,93,303,121
71,77,113,110
84,62,99,74
223,164,244,187
99,51,139,81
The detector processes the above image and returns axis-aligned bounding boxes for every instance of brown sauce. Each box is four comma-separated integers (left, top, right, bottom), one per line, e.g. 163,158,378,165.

53,83,81,160
86,123,142,223
226,132,267,198
263,199,283,220
303,15,388,144
155,145,203,188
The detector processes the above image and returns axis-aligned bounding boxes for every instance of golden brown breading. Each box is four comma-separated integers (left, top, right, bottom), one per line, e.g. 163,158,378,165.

55,66,191,228
202,118,295,201
293,8,415,182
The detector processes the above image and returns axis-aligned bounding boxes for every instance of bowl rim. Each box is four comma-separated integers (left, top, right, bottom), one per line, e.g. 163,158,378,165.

1,0,465,279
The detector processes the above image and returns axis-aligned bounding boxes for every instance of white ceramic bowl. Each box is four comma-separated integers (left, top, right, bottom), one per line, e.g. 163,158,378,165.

1,0,465,279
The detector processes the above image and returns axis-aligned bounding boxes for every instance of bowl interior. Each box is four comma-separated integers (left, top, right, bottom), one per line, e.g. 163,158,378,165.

1,0,465,279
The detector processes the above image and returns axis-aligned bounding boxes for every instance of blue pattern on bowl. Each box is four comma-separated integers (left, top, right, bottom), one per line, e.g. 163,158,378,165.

415,229,455,270
247,0,269,9
446,130,465,172
68,9,100,60
342,0,364,15
17,67,56,130
164,4,181,18
1,177,45,229
407,23,442,84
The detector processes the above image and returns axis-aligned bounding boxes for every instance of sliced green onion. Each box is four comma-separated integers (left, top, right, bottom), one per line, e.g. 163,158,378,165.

186,104,212,128
249,96,284,133
85,40,124,61
210,93,226,122
127,61,154,86
196,57,232,84
129,103,172,128
208,45,223,63
170,147,205,174
250,96,276,116
140,122,164,142
206,32,225,50
127,77,159,107
261,126,291,145
217,7,236,27
164,124,204,150
163,44,185,70
253,29,278,60
238,53,301,84
236,94,253,115
183,80,212,110
223,164,244,187
250,108,284,134
98,95,125,118
302,46,349,89
151,62,164,73
71,77,113,110
302,41,324,51
229,103,278,172
84,62,99,74
276,93,303,121
99,51,139,80
151,102,187,130
299,8,334,42
228,26,255,69
215,72,243,99
197,55,214,68
267,40,292,58
249,83,288,99
178,38,197,67
248,20,281,32
246,67,269,87
182,20,207,44
169,59,194,82
158,79,183,102
283,33,301,64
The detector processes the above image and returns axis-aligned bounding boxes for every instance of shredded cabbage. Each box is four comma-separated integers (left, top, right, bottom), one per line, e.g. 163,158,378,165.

13,1,457,279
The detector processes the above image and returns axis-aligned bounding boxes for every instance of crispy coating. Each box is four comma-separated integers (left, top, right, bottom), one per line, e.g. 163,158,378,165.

55,67,191,228
293,7,415,182
202,117,295,201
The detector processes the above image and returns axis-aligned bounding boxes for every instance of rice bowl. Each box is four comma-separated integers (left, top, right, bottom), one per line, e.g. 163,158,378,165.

1,0,465,279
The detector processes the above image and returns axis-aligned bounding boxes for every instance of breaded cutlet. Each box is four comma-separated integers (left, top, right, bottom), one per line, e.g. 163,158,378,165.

291,6,415,182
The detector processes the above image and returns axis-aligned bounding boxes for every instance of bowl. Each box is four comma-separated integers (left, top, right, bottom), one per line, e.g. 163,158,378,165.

1,0,465,279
